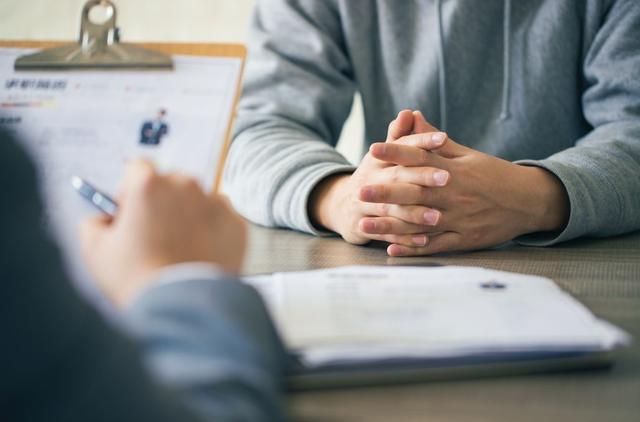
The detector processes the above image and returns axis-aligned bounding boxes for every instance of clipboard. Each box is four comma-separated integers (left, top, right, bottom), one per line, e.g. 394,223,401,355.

0,0,246,193
0,39,245,193
0,1,248,296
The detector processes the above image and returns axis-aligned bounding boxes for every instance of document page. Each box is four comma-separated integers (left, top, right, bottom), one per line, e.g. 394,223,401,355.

0,48,243,294
245,266,630,367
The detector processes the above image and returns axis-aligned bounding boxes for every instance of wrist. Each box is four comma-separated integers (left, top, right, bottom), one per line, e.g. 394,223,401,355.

123,262,226,308
308,173,350,232
105,257,175,308
520,166,570,234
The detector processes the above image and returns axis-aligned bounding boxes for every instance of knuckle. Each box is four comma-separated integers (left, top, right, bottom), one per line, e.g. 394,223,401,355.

412,207,426,224
467,227,487,246
418,133,431,148
378,185,389,202
454,162,468,178
423,169,436,186
419,149,431,164
379,219,392,233
379,202,391,217
419,186,430,205
357,218,369,233
458,194,475,206
390,165,401,183
467,231,483,245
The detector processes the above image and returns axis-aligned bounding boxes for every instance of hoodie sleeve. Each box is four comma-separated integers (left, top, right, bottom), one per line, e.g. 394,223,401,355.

224,0,356,235
516,0,640,246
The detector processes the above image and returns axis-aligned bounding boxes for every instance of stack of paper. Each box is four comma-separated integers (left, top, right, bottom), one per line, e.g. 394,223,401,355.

245,266,630,370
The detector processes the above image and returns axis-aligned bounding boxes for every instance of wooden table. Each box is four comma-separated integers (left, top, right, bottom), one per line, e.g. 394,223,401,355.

244,225,640,422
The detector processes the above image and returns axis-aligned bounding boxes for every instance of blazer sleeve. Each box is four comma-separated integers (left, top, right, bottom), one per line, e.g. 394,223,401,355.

125,275,290,421
0,130,288,421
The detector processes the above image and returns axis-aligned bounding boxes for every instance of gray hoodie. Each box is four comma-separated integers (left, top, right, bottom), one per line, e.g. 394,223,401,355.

225,0,640,246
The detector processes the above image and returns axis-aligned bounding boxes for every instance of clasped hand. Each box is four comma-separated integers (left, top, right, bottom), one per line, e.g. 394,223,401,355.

311,110,569,256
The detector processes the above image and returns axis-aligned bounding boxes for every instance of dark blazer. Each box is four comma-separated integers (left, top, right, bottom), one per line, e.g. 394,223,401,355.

0,129,288,421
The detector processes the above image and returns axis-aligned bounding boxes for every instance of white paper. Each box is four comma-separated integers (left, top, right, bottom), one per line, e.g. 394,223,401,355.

0,48,243,296
244,266,631,367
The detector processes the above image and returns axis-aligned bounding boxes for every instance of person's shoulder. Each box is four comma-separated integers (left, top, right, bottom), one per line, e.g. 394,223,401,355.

0,130,43,231
0,130,36,186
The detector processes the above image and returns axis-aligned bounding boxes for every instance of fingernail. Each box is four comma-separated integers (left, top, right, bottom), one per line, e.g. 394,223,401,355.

387,244,404,256
431,132,446,145
433,170,449,186
412,234,428,246
424,210,440,226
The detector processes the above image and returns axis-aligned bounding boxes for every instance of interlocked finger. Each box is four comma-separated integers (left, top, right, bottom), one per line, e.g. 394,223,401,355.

360,183,448,208
386,232,462,256
366,232,430,247
381,165,450,188
387,110,415,142
369,142,450,168
361,202,442,228
358,216,432,236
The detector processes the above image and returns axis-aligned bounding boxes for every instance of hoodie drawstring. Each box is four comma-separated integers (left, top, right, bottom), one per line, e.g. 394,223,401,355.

435,0,447,131
434,0,512,127
500,0,511,121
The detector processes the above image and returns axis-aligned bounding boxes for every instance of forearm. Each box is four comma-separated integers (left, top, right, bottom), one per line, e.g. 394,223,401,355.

228,0,357,233
225,123,355,233
515,124,640,245
511,0,638,245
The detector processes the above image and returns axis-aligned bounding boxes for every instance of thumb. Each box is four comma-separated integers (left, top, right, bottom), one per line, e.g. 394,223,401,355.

412,111,440,133
413,111,468,157
386,110,415,142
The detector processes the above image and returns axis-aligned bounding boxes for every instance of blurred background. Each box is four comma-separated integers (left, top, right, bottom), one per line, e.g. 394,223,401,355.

0,0,363,163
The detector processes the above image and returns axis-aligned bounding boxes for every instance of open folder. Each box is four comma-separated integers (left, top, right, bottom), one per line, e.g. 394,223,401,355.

244,266,631,389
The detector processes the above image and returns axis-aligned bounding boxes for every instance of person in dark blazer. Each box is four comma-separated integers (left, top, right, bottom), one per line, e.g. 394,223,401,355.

140,108,169,145
0,128,289,421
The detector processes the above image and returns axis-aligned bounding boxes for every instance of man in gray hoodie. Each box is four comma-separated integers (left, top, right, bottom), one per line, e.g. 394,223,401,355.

225,0,640,256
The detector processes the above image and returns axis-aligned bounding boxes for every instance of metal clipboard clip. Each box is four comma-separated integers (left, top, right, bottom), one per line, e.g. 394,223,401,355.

15,0,173,71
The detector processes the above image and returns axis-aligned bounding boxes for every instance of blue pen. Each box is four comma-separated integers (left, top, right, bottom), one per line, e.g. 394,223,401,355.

71,176,119,216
